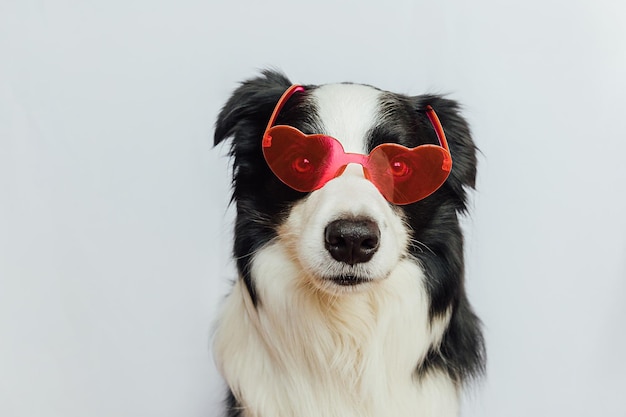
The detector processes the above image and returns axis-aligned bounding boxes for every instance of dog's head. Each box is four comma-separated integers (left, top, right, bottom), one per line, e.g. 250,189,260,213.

214,70,476,314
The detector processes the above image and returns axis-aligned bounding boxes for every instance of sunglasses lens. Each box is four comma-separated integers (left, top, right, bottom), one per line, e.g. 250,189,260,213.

263,126,341,192
368,144,452,204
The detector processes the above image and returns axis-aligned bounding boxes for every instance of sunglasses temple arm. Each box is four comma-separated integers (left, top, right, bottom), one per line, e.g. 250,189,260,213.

264,85,306,133
425,105,450,152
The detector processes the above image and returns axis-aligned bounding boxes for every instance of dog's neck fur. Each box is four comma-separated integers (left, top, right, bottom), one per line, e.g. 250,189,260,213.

213,242,458,417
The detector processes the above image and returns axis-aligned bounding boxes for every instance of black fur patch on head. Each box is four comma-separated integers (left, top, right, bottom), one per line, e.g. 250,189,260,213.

214,71,322,306
215,71,295,305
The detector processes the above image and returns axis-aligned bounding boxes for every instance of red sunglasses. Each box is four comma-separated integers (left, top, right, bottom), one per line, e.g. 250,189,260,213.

262,85,452,205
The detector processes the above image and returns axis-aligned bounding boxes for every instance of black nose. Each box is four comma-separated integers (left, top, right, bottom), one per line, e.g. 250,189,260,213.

324,219,380,265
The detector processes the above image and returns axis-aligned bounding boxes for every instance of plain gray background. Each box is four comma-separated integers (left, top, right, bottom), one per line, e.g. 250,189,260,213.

1,1,625,416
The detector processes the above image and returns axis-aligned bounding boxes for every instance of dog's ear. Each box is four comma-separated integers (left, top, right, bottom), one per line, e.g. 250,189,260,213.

214,70,293,146
414,95,478,211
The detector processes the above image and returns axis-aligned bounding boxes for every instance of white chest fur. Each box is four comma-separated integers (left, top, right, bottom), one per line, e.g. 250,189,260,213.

213,243,457,417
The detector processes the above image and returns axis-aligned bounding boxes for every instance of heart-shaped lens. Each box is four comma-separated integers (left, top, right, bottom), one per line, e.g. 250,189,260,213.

263,126,343,192
368,144,452,204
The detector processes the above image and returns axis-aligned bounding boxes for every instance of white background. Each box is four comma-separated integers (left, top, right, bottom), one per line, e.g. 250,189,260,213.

1,1,625,416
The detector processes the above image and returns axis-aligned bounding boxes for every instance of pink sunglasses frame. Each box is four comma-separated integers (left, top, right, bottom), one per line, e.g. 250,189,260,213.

261,85,453,204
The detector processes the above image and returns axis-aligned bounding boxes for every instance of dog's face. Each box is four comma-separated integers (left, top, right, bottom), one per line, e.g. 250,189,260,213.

275,83,411,294
215,70,476,314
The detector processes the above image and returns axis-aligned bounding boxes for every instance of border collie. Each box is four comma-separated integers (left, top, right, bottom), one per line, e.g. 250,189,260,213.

213,70,485,417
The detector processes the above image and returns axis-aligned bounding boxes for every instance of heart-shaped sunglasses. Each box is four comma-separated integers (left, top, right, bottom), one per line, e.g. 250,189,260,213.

262,85,452,205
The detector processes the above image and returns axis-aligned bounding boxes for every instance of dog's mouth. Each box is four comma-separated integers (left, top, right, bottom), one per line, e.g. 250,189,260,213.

326,275,371,286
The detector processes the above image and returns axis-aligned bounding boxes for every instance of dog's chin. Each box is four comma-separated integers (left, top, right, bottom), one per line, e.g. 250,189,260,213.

310,274,380,295
327,275,371,287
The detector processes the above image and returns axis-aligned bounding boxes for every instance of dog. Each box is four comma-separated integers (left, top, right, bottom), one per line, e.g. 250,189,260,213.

212,70,485,417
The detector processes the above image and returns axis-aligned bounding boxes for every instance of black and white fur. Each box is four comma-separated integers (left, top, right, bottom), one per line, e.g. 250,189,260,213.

213,70,485,417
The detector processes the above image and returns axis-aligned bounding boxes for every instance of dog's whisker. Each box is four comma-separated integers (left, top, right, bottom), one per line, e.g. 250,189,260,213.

408,238,436,255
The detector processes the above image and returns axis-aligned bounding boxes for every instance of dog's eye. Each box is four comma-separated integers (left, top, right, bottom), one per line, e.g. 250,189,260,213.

292,156,314,174
389,159,411,178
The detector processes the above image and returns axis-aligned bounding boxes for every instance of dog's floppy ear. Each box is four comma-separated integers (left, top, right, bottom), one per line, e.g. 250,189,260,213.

214,70,293,146
414,95,478,211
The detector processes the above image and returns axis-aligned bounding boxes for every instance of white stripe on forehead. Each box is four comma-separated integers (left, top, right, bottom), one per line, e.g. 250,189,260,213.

310,83,383,154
